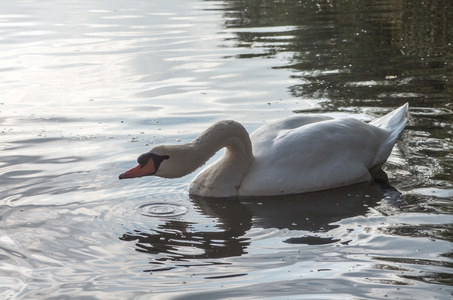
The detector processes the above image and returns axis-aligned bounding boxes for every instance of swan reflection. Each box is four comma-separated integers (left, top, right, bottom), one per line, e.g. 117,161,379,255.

120,177,400,271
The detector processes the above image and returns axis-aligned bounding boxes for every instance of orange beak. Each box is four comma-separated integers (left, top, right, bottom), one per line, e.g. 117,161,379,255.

119,161,157,179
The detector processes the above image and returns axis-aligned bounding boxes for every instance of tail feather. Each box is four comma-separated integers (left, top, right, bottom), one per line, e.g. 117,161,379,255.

370,103,409,169
371,102,408,133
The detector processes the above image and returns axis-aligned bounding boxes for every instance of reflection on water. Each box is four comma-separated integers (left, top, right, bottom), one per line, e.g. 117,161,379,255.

117,178,453,298
221,0,452,104
121,181,392,263
0,0,453,298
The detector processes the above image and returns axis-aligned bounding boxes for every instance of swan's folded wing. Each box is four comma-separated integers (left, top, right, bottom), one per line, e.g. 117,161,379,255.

240,117,389,196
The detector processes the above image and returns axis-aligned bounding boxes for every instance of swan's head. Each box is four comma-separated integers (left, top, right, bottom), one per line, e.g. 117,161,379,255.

118,151,169,179
119,144,198,180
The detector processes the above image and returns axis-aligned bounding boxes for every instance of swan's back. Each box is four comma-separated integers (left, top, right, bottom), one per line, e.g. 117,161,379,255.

239,104,408,196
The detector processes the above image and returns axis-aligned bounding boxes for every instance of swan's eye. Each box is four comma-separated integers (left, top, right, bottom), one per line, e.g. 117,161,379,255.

137,153,169,169
137,153,151,167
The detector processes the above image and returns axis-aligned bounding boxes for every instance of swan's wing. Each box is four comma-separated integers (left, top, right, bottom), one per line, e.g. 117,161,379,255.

249,115,333,158
240,117,390,196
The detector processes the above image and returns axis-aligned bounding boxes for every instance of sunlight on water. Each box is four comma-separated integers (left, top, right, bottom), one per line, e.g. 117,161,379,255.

0,0,452,299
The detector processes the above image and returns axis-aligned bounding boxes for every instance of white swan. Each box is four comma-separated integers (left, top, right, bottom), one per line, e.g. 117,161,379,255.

119,103,408,197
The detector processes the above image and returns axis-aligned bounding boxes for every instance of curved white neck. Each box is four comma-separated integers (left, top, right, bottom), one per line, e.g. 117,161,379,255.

187,120,253,197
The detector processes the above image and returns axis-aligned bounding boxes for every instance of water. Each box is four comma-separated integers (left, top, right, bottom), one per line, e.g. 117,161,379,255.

1,0,452,299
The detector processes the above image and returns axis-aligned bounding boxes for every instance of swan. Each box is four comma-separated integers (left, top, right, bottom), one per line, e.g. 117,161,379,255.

119,103,408,197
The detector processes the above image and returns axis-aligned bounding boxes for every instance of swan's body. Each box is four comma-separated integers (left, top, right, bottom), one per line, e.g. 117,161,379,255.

120,103,408,197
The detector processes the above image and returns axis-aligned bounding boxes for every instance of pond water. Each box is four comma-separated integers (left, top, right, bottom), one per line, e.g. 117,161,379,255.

1,0,452,299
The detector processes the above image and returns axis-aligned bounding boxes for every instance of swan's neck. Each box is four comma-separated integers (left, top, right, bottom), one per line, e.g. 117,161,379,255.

186,120,253,197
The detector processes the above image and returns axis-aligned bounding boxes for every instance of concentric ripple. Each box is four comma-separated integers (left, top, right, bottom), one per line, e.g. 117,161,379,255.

137,202,189,217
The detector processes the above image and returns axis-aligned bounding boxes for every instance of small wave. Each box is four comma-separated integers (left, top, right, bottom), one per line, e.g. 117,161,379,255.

136,202,189,217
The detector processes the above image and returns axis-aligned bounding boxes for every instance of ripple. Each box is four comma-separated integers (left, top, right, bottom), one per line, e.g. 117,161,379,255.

136,202,189,217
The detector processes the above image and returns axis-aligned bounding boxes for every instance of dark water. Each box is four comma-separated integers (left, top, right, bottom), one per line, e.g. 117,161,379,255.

0,0,452,299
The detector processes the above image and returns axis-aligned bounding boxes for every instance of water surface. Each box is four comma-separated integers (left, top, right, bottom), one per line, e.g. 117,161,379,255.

0,0,452,299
